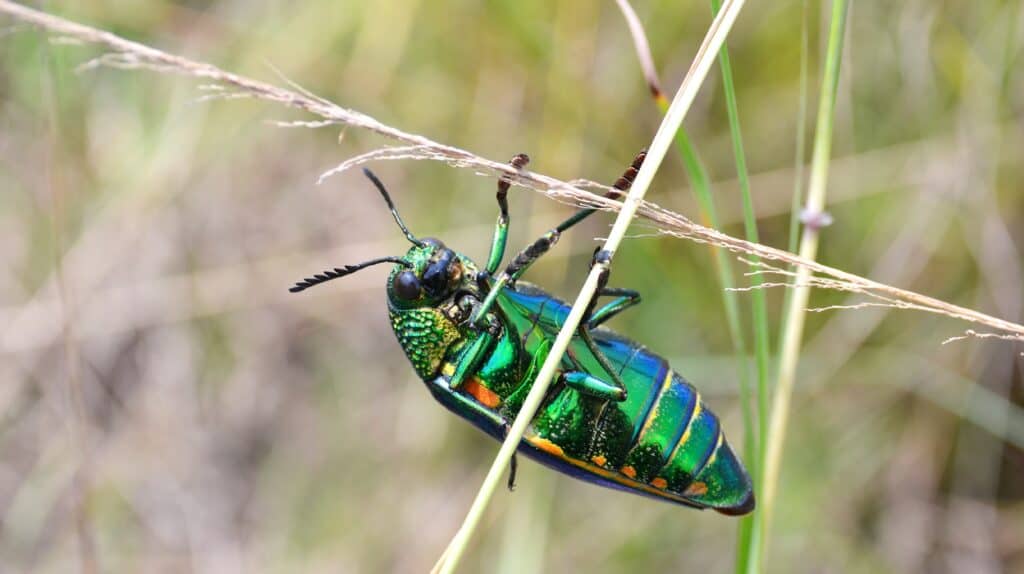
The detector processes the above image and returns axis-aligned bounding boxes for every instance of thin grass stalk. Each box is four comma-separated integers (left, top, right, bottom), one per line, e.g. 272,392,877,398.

613,0,755,511
667,125,755,447
9,9,1024,570
432,2,749,571
704,1,772,570
660,91,759,574
4,1,1023,345
777,0,812,349
786,0,811,256
747,1,849,571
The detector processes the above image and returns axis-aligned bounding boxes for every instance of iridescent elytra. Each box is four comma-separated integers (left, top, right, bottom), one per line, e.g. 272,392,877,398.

290,152,754,515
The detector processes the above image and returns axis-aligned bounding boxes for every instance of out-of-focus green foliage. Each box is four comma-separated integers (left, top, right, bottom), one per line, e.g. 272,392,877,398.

0,1,1022,572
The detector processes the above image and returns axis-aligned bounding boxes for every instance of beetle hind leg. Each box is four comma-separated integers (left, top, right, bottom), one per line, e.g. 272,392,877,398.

561,370,627,402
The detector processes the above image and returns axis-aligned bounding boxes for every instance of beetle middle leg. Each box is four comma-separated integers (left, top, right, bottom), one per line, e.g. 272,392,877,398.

587,287,642,328
503,149,647,284
567,249,631,402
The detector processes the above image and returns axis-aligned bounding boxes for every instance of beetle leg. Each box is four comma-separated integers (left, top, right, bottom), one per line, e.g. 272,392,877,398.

572,251,629,401
507,453,519,491
572,326,630,403
494,420,519,491
486,154,530,274
470,151,646,328
561,370,627,401
448,329,497,391
426,377,508,429
547,149,647,238
503,150,648,283
587,287,642,328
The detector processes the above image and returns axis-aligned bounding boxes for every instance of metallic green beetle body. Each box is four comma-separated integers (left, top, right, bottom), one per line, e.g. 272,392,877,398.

388,246,753,515
292,153,753,515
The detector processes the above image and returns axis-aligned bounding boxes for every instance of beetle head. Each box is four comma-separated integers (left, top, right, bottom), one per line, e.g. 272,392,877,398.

386,238,478,309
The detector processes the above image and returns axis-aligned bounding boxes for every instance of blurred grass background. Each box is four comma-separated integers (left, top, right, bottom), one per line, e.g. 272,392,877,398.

1,0,1023,572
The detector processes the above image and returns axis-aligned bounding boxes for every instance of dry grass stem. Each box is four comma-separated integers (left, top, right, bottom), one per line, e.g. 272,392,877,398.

2,0,1022,349
613,0,664,100
942,330,1024,346
434,1,749,570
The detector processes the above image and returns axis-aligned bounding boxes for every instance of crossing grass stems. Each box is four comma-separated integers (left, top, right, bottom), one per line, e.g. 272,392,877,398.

3,1,1024,572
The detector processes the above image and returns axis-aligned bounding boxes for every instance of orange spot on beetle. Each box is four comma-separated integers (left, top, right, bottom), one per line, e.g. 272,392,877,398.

463,377,501,408
651,477,668,489
684,481,708,496
621,465,637,479
530,437,565,457
591,455,607,467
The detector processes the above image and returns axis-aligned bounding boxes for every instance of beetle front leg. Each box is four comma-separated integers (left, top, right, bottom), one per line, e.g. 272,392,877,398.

430,327,504,430
486,153,530,274
427,377,508,429
447,328,497,391
470,229,560,328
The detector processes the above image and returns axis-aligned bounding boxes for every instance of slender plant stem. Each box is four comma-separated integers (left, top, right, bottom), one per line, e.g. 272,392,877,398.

747,1,849,571
787,0,811,257
704,2,771,571
778,0,812,349
432,2,749,571
612,0,754,511
660,95,758,574
667,124,755,455
2,1,1022,345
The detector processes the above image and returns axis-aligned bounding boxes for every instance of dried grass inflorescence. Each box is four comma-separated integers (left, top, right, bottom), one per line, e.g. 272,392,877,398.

0,0,1020,345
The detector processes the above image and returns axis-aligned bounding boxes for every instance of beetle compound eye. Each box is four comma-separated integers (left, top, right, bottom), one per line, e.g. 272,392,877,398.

394,270,422,301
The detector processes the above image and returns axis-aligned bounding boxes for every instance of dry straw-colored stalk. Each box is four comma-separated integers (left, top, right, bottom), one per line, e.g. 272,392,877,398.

1,0,1020,344
432,2,750,570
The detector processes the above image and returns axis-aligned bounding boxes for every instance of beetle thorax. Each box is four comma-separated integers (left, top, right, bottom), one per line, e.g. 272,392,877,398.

388,306,463,380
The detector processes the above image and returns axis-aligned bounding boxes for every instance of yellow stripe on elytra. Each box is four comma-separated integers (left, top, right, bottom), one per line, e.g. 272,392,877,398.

702,430,725,470
633,369,675,441
662,395,703,466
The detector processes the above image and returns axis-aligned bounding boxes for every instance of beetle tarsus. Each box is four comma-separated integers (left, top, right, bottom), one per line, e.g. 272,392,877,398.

507,452,518,491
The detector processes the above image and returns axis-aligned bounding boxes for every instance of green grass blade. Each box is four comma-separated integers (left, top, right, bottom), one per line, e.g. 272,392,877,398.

705,0,772,570
747,1,850,571
618,0,756,501
625,24,758,567
786,0,811,257
659,101,755,474
778,0,812,348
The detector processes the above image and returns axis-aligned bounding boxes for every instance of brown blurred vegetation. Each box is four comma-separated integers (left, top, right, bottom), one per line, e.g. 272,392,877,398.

1,1,1022,572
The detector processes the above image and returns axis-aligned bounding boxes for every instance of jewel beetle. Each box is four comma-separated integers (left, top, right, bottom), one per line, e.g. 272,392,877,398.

290,152,754,515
